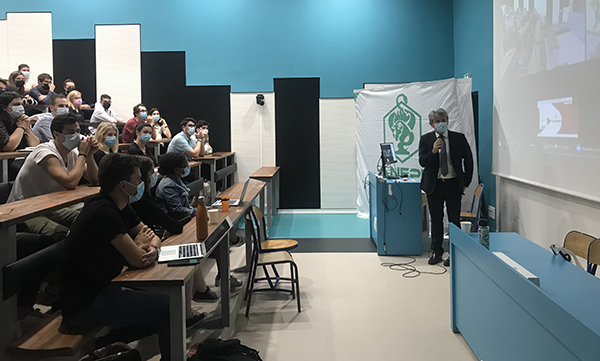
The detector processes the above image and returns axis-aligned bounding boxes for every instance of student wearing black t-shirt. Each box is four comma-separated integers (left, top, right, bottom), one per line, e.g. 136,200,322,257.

127,122,155,164
59,153,171,360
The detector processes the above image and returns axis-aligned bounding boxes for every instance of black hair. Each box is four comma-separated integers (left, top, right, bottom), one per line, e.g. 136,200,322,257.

0,78,7,86
133,103,146,116
149,107,159,116
50,113,79,134
100,94,111,101
137,155,155,193
98,153,141,192
37,73,52,83
63,78,74,89
133,122,153,140
17,64,29,71
0,91,22,133
196,119,210,128
180,117,196,129
50,94,67,106
158,152,187,176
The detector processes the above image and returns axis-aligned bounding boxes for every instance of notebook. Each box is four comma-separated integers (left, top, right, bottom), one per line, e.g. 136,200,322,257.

157,216,233,263
211,179,250,208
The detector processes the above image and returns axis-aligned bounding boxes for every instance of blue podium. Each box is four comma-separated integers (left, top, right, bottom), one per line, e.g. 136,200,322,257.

368,171,426,255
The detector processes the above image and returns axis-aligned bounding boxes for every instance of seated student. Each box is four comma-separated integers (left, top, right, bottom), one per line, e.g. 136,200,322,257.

32,95,70,143
155,152,195,219
196,120,213,154
149,108,172,139
123,103,155,143
91,94,124,124
0,91,40,151
7,114,99,242
127,122,155,164
166,118,205,160
18,63,35,92
94,122,120,166
131,156,219,303
67,90,93,135
6,71,37,106
60,78,76,97
0,78,7,92
58,153,171,360
29,73,57,105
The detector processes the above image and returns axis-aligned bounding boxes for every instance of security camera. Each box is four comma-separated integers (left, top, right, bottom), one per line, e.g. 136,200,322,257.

256,94,265,106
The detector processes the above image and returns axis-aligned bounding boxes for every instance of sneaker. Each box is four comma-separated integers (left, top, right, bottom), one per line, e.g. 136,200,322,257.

193,287,219,303
215,275,243,289
186,312,207,329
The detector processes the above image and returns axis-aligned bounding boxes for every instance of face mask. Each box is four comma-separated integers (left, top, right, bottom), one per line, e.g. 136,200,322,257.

434,122,447,134
15,80,25,88
140,133,152,143
202,129,209,135
128,181,145,203
102,102,111,110
104,136,117,147
73,99,83,106
139,112,147,120
42,84,50,91
149,172,158,188
66,87,75,94
186,126,195,136
63,133,81,150
182,166,191,178
153,114,160,122
9,105,25,118
55,107,69,116
21,71,29,78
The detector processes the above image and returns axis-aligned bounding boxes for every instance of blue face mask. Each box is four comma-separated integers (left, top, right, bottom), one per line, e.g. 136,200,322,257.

149,172,158,188
55,107,69,116
140,133,152,143
182,166,191,178
186,126,195,136
153,114,160,122
104,136,117,147
63,133,81,150
434,122,448,134
139,112,147,120
9,105,25,118
128,181,145,203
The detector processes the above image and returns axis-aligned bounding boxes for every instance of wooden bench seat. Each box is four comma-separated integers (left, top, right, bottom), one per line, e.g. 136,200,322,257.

6,313,100,358
250,166,279,179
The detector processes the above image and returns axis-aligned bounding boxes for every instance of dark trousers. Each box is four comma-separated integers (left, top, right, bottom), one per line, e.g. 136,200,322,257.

67,285,171,361
427,178,462,255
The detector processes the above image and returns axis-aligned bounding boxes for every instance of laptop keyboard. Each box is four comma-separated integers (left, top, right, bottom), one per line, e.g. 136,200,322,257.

179,244,199,258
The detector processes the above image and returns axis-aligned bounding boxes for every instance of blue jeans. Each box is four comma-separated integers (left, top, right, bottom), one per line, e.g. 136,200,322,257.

66,285,171,360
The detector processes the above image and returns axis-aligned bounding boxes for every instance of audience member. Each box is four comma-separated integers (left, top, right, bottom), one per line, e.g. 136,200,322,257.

166,118,204,160
0,78,7,92
7,71,37,105
0,91,40,151
58,153,171,360
29,73,56,105
127,122,155,163
149,108,171,139
155,152,196,219
7,114,99,242
91,94,124,124
32,94,70,143
18,64,35,92
196,119,213,154
60,79,76,96
94,122,120,166
123,103,155,143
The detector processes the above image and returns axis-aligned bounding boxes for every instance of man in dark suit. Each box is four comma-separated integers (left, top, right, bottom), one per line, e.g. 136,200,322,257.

419,108,473,266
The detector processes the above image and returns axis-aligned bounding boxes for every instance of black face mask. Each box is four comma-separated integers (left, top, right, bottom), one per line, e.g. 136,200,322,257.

66,87,75,94
15,80,24,87
102,102,111,110
41,84,50,90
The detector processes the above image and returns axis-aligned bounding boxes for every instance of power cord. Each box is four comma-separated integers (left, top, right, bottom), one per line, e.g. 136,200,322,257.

380,252,448,278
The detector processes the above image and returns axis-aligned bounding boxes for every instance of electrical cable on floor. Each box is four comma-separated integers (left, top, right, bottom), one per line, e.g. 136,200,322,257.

380,252,448,278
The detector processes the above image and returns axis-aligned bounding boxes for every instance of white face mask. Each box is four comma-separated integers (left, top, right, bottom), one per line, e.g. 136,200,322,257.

55,107,69,116
202,129,209,135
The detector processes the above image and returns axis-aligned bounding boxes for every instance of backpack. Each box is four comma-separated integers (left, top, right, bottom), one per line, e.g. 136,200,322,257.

188,338,263,361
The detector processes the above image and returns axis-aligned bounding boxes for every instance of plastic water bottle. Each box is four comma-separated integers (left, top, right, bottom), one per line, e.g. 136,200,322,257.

478,219,490,249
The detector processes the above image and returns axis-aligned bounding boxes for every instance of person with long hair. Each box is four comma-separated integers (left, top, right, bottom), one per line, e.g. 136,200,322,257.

127,122,155,164
0,91,40,152
6,71,37,105
93,122,120,166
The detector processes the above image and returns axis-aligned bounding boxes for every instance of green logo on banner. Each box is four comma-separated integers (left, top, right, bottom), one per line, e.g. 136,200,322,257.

383,94,422,163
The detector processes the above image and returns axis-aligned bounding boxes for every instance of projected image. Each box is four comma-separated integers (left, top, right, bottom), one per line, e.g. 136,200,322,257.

537,97,578,138
498,0,595,78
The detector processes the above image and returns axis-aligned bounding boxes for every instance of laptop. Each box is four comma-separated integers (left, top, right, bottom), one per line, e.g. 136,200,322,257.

157,216,233,263
211,179,250,208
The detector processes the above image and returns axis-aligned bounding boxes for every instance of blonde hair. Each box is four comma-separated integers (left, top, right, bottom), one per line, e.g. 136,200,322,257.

67,90,81,109
95,122,119,154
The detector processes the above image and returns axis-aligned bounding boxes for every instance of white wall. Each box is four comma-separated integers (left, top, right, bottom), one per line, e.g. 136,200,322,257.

319,98,357,209
230,93,276,182
95,24,141,119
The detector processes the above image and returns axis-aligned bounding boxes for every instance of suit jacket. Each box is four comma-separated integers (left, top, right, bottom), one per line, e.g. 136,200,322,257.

418,130,473,195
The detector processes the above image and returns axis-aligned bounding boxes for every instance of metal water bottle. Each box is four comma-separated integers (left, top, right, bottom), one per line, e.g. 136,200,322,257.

196,196,208,241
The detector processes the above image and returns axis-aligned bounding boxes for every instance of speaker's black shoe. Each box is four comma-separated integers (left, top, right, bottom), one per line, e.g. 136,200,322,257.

428,253,443,265
443,257,450,267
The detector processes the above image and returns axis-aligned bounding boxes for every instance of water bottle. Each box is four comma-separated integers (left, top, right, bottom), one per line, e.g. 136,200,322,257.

478,219,490,249
196,196,208,241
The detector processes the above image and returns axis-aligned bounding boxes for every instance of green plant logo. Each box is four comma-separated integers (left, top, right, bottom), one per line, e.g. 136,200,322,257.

383,94,422,163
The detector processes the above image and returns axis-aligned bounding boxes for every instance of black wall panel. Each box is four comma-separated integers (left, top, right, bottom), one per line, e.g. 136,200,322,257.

141,52,231,152
52,39,96,105
274,78,320,209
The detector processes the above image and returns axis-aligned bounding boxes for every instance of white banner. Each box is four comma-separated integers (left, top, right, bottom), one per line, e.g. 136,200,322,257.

355,78,479,218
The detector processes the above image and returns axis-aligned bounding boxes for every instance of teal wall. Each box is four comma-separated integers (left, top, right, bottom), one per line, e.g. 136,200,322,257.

453,0,495,230
1,0,455,97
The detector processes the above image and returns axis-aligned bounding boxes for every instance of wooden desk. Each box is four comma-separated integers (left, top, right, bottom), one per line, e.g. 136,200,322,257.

0,151,31,183
250,166,280,228
112,181,265,361
192,152,236,204
0,186,100,359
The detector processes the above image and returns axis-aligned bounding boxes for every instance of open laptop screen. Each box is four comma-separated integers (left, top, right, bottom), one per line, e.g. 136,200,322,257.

203,217,232,256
